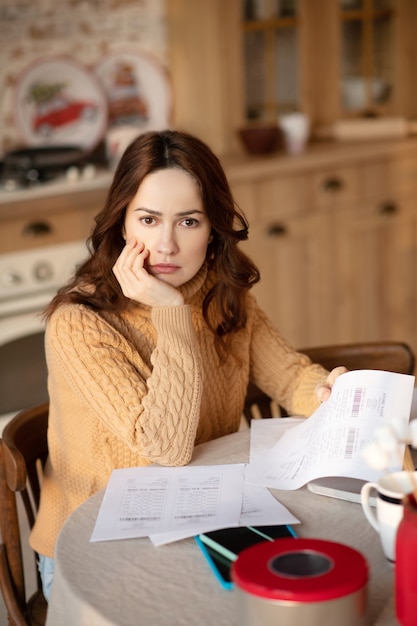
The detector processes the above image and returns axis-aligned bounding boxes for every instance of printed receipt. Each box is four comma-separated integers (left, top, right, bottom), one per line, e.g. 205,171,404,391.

90,464,245,542
91,463,300,544
149,481,300,546
245,369,415,490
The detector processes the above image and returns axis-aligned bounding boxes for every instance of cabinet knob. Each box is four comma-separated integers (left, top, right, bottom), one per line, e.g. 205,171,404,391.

267,223,288,237
22,221,53,237
378,201,398,216
323,177,344,192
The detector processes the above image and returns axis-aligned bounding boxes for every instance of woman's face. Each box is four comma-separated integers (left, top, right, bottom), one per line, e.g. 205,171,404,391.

123,168,212,288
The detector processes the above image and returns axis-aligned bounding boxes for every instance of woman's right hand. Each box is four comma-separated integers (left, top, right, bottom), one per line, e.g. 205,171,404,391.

315,366,348,403
112,239,184,307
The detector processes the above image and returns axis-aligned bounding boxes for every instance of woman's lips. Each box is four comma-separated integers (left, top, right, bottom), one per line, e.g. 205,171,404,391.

150,264,180,274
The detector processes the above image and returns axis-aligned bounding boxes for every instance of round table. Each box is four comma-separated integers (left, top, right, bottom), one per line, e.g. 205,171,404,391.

45,429,396,626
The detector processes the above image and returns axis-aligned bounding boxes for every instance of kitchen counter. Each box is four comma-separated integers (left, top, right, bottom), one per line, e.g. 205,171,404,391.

222,136,417,180
3,135,417,213
0,167,114,213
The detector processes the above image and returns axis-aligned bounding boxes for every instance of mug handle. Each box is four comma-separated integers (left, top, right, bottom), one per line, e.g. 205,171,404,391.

360,482,379,531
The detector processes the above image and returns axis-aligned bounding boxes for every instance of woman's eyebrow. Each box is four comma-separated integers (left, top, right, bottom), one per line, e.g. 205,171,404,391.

134,208,205,217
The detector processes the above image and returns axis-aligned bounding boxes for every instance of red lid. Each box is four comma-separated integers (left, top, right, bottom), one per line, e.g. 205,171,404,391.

231,538,368,602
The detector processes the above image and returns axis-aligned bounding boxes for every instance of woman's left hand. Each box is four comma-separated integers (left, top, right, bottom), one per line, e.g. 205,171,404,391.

315,366,348,403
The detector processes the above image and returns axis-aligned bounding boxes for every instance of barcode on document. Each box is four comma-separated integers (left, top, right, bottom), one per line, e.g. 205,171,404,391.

174,513,216,520
119,516,159,521
344,428,357,459
351,387,364,418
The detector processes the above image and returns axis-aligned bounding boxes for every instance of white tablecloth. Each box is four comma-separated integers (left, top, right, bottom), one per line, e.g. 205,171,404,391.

46,429,398,626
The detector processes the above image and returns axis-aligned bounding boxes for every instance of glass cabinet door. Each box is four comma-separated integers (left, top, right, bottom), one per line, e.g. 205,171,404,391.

340,0,393,115
242,0,299,122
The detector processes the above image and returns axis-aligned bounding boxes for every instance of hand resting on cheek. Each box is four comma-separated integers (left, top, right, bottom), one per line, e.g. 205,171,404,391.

112,239,185,307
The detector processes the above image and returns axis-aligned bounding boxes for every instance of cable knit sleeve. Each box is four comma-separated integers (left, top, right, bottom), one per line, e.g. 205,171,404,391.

247,297,329,416
46,303,202,466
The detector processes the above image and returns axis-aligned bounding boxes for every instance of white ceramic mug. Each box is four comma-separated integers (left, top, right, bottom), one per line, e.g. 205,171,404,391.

360,471,417,562
279,113,310,155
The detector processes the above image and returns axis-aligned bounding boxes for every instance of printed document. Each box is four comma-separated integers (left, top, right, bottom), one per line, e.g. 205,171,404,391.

91,462,301,544
149,482,300,546
91,464,245,542
245,369,415,490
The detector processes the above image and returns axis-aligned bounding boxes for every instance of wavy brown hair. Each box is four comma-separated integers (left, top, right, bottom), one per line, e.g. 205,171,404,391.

45,130,260,356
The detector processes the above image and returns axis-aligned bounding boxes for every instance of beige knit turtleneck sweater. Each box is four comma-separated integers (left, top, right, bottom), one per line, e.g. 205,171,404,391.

30,265,327,557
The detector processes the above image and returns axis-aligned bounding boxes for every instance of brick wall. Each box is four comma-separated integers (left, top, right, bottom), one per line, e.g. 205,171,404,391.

0,0,168,154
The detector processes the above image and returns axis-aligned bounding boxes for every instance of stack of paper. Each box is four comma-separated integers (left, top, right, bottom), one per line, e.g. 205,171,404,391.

91,369,414,546
90,463,299,545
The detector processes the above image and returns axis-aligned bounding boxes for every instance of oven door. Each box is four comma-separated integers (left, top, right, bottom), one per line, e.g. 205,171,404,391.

0,309,47,434
0,240,88,434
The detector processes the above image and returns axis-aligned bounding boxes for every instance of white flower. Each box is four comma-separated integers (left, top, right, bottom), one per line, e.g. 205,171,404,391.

362,418,417,472
362,442,392,471
374,425,399,452
390,417,410,441
409,420,417,448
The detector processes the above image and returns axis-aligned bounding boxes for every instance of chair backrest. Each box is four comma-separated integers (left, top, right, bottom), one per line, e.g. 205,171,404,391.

0,403,49,626
243,341,415,423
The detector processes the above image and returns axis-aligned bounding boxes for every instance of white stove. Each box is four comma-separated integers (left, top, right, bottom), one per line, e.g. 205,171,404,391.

0,239,88,433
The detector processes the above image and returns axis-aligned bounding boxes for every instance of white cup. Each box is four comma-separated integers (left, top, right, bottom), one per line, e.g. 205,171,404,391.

360,471,417,562
279,113,310,155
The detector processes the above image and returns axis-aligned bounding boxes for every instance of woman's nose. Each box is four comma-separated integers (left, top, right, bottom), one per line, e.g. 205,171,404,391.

157,228,179,255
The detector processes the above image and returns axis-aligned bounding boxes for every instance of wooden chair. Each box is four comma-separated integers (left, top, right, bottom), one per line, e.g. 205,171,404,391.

243,341,415,423
0,403,49,626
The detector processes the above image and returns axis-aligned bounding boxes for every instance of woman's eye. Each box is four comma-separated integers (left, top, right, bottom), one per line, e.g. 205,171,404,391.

140,216,156,225
182,217,198,227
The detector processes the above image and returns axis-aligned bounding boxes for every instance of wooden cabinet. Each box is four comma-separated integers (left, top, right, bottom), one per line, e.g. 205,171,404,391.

225,139,417,354
166,0,417,157
240,0,398,121
234,172,333,347
332,153,417,346
335,192,417,345
0,183,109,254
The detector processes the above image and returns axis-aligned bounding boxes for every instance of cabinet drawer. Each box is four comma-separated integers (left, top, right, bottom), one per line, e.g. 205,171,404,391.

255,174,309,220
311,166,359,211
358,160,392,203
390,156,417,197
0,207,97,254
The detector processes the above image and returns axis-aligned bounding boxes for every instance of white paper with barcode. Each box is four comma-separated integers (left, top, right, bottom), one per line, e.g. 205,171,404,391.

90,464,245,542
245,369,415,490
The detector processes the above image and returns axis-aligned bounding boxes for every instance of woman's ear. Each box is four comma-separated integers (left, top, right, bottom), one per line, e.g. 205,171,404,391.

208,233,214,244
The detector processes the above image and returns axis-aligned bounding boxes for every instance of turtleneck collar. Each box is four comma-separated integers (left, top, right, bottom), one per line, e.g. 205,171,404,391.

177,262,209,303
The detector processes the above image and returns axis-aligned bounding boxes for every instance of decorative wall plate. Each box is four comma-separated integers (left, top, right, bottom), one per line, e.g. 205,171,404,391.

14,56,108,151
94,49,172,130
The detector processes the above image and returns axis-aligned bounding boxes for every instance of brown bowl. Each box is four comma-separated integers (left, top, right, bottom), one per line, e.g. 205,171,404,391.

238,125,281,155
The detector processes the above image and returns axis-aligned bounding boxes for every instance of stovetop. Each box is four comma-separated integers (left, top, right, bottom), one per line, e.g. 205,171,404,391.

0,140,112,196
0,166,113,204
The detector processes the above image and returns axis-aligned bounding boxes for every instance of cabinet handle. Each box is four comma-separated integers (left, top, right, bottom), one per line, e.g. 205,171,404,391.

378,201,398,216
323,177,344,192
267,223,288,237
22,221,53,237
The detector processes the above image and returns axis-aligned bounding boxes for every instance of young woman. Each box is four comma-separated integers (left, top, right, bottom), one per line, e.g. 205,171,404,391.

30,130,345,599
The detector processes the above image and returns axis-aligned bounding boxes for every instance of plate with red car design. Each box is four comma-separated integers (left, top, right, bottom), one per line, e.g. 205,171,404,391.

14,56,108,151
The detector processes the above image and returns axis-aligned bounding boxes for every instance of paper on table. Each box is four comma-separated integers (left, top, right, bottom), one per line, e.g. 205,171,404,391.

249,417,304,465
239,482,300,526
246,370,415,490
149,482,300,546
90,464,245,542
